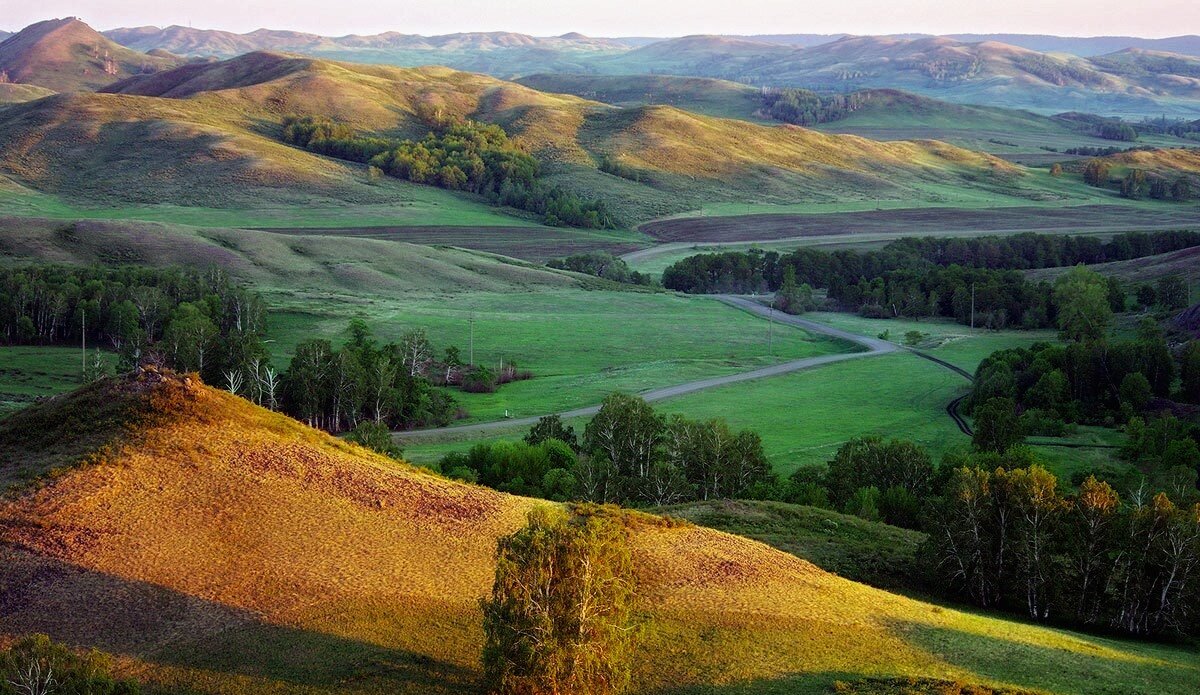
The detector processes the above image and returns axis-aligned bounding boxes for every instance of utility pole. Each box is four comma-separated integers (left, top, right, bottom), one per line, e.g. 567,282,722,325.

81,310,86,378
970,282,976,329
767,309,773,356
469,314,475,366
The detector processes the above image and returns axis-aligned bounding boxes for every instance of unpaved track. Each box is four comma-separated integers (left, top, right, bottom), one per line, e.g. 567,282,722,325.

397,296,896,440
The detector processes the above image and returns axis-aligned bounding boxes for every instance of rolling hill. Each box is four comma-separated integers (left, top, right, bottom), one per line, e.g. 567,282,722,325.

0,50,1057,224
515,72,765,120
0,17,181,92
0,82,54,103
1,370,1196,694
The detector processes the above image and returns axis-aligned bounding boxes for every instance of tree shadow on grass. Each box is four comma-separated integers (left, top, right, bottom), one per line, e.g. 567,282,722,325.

883,618,1199,695
0,546,479,694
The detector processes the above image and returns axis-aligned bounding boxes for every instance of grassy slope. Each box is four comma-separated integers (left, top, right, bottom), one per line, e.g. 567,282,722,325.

0,18,180,92
0,217,845,423
659,499,927,593
0,50,1086,226
0,82,55,104
1,372,1195,695
0,346,116,416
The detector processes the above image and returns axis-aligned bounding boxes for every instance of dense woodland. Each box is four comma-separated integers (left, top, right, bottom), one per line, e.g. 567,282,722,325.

758,88,874,126
281,116,616,228
0,265,270,384
662,230,1199,326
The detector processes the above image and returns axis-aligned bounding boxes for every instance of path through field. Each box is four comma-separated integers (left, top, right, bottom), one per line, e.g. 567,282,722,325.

398,296,897,440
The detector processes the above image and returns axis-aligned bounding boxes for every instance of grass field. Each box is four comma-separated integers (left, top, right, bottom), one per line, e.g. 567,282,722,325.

267,291,850,423
0,346,116,415
0,183,541,229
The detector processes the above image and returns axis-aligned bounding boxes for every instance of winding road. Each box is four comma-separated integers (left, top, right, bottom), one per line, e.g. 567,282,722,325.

397,296,897,440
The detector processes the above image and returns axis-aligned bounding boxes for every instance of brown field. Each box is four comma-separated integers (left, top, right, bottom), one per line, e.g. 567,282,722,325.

263,225,648,262
640,204,1200,244
1,371,1196,695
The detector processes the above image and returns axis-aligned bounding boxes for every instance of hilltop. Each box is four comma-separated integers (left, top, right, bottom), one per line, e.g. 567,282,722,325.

1,370,1196,694
0,18,181,92
0,82,54,103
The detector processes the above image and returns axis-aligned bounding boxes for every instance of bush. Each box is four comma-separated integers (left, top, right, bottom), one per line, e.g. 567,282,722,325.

481,506,636,695
345,421,404,459
1,635,140,695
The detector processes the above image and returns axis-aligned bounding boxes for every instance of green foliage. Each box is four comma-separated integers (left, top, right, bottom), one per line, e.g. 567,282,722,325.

441,439,578,498
525,414,578,451
1182,341,1200,403
1053,266,1112,343
345,420,404,459
929,460,1200,635
281,322,464,432
663,230,1200,329
0,634,139,695
481,506,636,695
1155,274,1190,310
972,397,1024,453
759,88,873,126
547,252,654,286
771,266,816,315
824,437,936,520
0,264,268,383
281,116,615,229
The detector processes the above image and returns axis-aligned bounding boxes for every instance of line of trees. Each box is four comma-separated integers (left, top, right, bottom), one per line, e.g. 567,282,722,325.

0,264,270,390
662,231,1200,328
546,252,655,286
437,394,774,506
281,116,616,229
771,433,1200,637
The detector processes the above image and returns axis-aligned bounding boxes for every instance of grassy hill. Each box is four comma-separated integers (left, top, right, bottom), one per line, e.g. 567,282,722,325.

0,18,181,92
516,72,766,121
0,82,54,103
0,50,1076,225
1,371,1197,695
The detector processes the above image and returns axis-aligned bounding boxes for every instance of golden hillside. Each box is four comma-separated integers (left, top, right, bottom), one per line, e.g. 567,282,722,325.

0,371,1194,694
0,50,1047,219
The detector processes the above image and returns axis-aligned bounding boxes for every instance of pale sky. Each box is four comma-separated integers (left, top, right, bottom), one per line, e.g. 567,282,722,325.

5,0,1199,38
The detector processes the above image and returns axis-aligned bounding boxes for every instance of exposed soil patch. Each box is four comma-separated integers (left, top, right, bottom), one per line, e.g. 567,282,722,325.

641,205,1200,243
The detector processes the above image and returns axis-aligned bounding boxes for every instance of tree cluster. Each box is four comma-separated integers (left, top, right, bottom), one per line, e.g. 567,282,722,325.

759,88,873,126
438,396,774,506
930,455,1200,636
279,320,525,433
546,252,655,286
662,231,1200,328
0,264,269,388
281,116,616,229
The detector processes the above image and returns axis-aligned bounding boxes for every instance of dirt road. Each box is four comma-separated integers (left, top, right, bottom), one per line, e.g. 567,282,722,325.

397,296,896,440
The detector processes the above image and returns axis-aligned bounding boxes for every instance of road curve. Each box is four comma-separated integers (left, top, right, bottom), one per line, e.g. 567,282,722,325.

397,296,896,441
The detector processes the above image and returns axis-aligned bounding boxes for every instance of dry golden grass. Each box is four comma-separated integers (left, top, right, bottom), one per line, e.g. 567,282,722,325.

1,372,1196,695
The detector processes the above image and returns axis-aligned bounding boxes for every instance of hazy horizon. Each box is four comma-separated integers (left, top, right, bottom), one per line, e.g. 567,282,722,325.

4,0,1199,39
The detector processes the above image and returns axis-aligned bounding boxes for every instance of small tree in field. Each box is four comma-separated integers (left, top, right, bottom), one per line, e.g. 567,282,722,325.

481,505,636,695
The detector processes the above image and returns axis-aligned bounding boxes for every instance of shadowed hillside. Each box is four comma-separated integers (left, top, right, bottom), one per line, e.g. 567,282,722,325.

0,371,1197,694
0,18,181,92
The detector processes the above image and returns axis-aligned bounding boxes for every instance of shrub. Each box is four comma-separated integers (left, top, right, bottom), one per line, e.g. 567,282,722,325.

1,634,140,695
345,421,404,459
481,506,636,695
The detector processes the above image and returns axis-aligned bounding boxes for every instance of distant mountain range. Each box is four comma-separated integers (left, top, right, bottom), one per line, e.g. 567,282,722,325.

94,24,1200,60
3,18,1200,116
